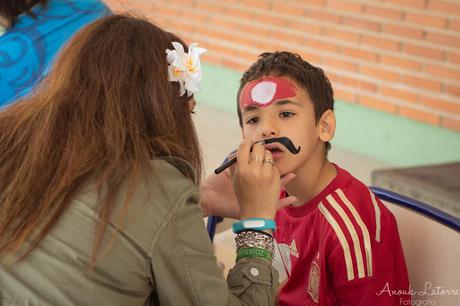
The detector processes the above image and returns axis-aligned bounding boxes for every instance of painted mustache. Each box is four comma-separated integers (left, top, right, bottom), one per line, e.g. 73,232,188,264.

263,137,301,154
214,137,301,174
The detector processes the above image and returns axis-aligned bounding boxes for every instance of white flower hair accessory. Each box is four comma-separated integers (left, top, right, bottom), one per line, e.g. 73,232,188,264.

166,42,206,97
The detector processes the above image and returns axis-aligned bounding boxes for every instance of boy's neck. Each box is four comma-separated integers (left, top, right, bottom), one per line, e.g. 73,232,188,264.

285,150,337,206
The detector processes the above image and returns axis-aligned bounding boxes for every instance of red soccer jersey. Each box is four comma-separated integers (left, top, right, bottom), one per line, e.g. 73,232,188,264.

274,164,411,306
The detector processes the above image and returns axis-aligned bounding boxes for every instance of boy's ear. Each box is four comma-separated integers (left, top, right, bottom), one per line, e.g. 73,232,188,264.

318,109,335,142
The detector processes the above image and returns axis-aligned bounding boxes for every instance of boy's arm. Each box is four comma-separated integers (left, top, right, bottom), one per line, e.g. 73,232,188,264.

329,209,411,306
200,171,240,219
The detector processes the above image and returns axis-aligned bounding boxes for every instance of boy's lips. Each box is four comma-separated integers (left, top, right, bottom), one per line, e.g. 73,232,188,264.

270,150,283,160
264,142,286,152
263,143,285,159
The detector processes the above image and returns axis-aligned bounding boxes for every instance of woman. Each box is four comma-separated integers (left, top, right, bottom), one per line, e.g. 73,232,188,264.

0,15,281,305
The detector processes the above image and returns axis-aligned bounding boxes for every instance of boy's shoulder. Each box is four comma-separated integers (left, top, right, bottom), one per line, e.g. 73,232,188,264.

330,164,391,212
277,163,397,238
315,165,408,294
318,164,397,242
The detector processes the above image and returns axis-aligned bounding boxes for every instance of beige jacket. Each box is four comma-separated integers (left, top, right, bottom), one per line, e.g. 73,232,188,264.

0,158,279,305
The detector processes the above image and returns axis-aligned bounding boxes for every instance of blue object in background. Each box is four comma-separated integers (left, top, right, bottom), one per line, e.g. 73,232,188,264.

0,0,111,107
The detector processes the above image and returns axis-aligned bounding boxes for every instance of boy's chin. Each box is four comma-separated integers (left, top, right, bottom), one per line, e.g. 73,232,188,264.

279,170,290,177
278,166,296,177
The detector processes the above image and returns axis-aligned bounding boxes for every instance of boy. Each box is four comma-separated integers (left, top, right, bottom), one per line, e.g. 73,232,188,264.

217,51,410,305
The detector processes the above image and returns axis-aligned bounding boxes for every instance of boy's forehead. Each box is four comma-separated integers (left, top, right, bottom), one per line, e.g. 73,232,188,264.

239,76,298,110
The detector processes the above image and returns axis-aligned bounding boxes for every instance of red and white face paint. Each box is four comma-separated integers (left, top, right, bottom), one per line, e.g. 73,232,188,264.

239,76,297,109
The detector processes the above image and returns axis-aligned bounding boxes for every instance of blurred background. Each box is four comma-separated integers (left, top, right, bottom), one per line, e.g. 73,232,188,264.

103,1,459,160
103,0,460,217
1,0,458,214
1,2,457,301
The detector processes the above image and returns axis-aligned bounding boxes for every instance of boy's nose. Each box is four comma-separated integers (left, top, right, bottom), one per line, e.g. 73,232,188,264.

260,116,279,138
261,125,278,138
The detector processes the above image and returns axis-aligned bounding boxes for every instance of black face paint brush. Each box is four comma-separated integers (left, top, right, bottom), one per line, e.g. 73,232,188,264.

214,137,301,174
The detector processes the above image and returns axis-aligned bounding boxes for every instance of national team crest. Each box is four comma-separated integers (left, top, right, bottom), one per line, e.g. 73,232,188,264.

307,261,320,303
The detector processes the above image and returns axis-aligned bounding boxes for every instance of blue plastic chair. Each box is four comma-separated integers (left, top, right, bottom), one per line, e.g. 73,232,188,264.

207,215,223,242
369,186,460,232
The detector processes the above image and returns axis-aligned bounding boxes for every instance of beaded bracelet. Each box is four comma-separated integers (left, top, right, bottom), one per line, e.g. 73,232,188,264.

236,247,272,262
235,230,275,258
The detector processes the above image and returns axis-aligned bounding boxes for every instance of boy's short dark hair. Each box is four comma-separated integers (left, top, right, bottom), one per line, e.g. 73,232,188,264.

237,51,334,153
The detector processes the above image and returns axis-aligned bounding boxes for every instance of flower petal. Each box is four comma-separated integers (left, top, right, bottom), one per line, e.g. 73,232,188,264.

166,49,177,64
172,42,185,56
184,76,200,94
166,42,206,97
190,46,207,59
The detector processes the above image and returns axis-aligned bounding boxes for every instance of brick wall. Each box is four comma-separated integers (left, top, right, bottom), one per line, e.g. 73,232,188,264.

104,0,460,132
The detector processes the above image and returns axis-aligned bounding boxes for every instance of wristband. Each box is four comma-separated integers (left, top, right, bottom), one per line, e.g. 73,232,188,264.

236,247,272,262
232,218,276,234
235,230,274,258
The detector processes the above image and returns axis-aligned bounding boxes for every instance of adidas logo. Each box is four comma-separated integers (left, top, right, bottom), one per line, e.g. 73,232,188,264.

290,240,299,257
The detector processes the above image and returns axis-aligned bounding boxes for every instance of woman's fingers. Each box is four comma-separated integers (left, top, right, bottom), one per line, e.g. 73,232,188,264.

262,149,275,170
250,142,266,166
233,139,281,220
236,138,253,167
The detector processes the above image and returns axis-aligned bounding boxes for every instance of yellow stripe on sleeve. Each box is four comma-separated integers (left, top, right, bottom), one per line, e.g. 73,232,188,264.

318,202,355,281
326,194,365,278
336,189,373,277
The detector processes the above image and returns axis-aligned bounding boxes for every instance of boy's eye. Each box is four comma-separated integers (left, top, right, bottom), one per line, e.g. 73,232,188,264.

245,116,259,124
280,111,294,118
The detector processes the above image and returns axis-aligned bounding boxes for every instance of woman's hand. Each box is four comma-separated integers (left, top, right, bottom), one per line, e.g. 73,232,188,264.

200,146,297,219
232,139,279,220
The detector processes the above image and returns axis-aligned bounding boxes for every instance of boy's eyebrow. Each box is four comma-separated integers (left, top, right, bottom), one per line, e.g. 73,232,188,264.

242,99,301,113
274,99,301,106
242,105,259,112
